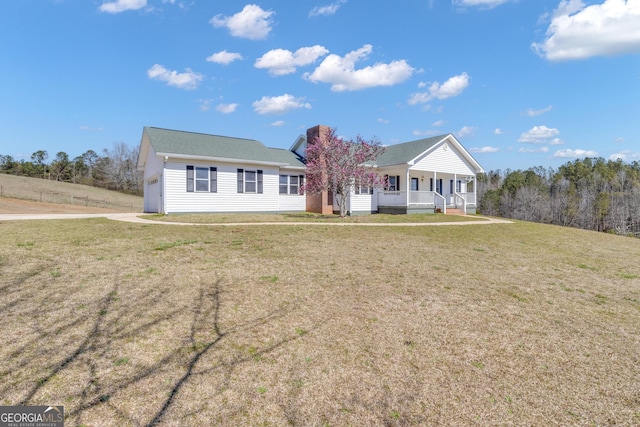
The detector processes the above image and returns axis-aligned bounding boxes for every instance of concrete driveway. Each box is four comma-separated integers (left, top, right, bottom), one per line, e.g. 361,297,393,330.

0,212,512,226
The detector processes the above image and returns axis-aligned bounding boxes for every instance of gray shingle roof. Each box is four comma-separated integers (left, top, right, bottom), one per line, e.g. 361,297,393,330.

144,127,305,168
375,134,448,166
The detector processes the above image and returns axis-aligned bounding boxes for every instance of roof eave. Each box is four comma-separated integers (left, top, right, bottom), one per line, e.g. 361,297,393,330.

289,134,306,152
157,152,290,168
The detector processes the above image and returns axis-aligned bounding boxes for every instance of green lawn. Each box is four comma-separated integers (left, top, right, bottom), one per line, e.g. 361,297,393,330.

1,217,639,426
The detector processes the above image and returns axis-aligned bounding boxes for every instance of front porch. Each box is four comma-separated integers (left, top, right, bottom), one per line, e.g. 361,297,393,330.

376,190,477,215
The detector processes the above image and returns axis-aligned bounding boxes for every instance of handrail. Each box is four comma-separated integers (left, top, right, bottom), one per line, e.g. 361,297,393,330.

434,192,446,214
453,192,467,214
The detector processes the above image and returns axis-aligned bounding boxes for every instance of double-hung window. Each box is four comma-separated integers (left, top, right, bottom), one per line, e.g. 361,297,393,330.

385,175,400,191
245,170,257,193
355,184,372,195
289,175,299,194
279,174,304,195
187,165,217,192
279,175,288,194
237,169,263,193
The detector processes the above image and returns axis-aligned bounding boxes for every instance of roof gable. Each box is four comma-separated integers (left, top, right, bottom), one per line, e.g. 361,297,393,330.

375,135,447,167
375,133,484,173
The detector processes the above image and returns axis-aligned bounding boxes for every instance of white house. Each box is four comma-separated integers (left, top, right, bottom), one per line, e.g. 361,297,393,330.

137,125,484,215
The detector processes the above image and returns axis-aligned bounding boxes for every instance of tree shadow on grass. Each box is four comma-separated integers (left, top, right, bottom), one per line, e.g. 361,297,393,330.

4,273,307,426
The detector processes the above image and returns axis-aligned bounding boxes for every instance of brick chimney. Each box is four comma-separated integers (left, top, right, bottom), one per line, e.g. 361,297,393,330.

305,125,334,215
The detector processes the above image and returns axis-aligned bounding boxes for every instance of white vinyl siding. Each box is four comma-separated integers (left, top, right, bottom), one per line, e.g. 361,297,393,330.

277,170,306,211
141,140,164,213
412,142,476,175
162,161,305,213
164,162,277,213
350,187,376,213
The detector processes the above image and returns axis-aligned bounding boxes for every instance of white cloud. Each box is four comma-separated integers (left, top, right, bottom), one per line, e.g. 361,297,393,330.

494,128,503,135
377,118,390,124
615,137,625,143
206,50,243,65
609,150,640,161
79,126,104,132
147,64,203,90
210,4,274,40
198,99,212,111
519,146,550,153
252,94,312,115
412,129,440,137
271,120,286,127
99,0,146,13
452,0,514,9
408,72,470,105
216,103,238,114
554,148,599,158
309,0,346,17
526,105,553,117
304,44,414,91
457,125,477,137
432,119,446,127
518,125,560,143
255,46,329,76
533,0,640,61
161,0,188,8
470,146,500,153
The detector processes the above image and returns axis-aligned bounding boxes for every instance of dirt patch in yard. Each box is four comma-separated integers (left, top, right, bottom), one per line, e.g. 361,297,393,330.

0,197,124,214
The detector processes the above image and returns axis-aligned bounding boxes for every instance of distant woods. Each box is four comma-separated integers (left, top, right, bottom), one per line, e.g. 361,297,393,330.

477,157,640,237
0,142,142,195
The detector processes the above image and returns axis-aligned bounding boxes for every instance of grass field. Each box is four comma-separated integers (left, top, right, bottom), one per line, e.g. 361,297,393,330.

1,216,639,426
0,174,143,212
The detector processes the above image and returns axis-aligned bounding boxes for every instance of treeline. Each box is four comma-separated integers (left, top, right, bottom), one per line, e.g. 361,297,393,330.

0,142,142,195
477,157,640,237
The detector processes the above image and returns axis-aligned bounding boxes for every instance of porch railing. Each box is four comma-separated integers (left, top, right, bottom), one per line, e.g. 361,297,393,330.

454,192,476,206
410,191,436,205
377,190,474,211
378,191,438,206
377,191,406,206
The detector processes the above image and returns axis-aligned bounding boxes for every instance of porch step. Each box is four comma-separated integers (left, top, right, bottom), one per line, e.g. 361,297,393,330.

445,208,465,215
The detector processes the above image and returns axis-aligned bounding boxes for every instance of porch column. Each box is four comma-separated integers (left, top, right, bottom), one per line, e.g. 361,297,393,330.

406,168,410,206
473,175,477,206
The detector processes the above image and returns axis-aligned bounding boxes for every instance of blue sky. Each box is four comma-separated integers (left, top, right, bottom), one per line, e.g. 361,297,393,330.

1,0,639,172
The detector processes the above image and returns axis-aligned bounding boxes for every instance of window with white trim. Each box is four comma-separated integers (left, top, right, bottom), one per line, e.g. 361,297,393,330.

411,177,419,191
187,165,217,192
355,184,372,195
279,175,288,194
279,174,304,195
384,175,400,191
237,169,263,193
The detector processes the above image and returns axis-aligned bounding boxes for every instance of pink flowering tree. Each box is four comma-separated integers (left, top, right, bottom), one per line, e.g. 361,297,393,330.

301,127,386,218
